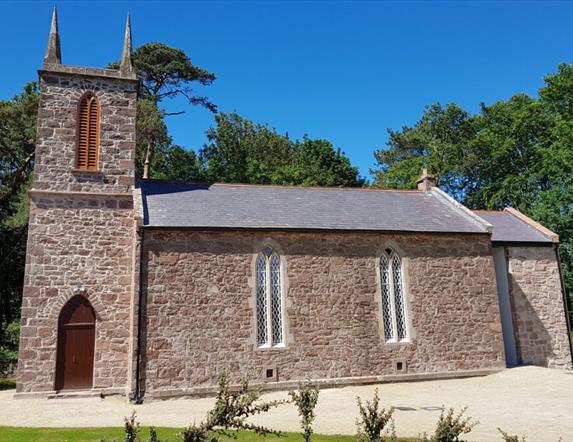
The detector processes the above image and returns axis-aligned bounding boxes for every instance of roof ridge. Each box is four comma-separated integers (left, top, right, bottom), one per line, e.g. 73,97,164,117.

140,179,422,193
473,210,504,214
430,188,492,233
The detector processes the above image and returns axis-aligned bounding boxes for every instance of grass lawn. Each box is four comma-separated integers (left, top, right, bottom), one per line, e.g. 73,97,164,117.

0,427,419,441
0,427,365,442
0,377,16,391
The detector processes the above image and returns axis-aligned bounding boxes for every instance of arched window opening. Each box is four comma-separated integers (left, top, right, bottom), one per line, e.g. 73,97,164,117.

380,248,409,342
55,295,96,391
256,246,284,347
76,93,100,171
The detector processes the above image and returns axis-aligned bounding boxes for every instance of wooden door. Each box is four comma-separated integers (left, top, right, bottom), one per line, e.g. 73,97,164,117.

55,296,95,391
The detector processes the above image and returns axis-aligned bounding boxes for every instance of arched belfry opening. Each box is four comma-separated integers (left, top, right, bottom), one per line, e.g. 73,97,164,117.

55,295,96,391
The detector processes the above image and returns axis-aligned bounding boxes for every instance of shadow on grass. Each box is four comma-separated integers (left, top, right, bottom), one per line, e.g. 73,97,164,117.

0,377,16,391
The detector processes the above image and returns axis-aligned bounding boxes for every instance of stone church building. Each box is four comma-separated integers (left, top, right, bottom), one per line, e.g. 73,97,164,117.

15,10,572,400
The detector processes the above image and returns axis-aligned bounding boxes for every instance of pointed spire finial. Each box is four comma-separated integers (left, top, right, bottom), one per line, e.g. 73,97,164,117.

119,14,134,75
44,4,62,65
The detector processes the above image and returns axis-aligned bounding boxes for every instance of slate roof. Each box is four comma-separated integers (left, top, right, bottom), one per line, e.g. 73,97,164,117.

474,211,556,244
140,180,489,234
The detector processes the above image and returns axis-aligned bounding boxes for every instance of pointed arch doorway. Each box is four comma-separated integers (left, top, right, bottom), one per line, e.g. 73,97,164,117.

55,295,96,391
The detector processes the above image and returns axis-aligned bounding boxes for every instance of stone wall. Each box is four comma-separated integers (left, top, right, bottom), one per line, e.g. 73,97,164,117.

140,230,506,397
16,195,135,393
16,66,137,395
33,69,137,194
507,246,572,368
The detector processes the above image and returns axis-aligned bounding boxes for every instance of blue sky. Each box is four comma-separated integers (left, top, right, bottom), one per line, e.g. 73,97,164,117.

2,1,573,179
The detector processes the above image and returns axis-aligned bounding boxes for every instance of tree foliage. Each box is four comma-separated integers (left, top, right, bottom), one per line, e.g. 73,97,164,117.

136,99,172,178
200,112,364,187
0,83,38,337
356,389,395,442
109,42,217,113
372,63,573,322
289,382,320,442
109,42,216,177
131,42,216,113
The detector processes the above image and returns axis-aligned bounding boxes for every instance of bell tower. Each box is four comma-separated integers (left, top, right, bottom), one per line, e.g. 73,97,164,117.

16,7,139,397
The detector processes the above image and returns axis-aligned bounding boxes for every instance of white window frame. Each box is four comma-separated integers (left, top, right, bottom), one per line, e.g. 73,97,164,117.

256,246,285,348
380,248,410,343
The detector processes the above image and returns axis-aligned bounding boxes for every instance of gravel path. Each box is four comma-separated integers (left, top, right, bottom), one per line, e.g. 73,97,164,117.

1,366,572,441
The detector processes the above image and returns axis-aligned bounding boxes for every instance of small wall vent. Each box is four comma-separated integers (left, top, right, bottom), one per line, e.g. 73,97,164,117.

262,365,278,382
394,360,407,373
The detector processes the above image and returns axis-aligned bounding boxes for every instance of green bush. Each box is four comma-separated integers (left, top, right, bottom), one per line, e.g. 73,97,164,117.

289,382,320,442
148,426,160,442
356,388,395,442
420,407,478,442
180,425,217,442
498,428,526,442
120,375,286,442
0,347,17,377
124,411,140,442
3,321,20,347
0,320,20,377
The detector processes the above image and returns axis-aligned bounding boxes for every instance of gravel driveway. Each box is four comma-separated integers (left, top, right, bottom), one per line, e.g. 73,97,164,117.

1,366,572,441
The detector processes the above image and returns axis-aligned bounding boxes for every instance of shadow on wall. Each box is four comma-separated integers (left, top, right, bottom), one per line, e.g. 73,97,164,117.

136,252,149,402
510,275,555,367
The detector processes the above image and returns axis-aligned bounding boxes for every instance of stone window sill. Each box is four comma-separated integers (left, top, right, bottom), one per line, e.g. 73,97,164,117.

254,343,288,352
71,168,101,175
384,338,412,345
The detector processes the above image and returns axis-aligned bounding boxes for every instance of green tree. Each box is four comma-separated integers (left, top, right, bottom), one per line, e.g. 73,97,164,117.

109,42,216,178
0,82,38,215
372,103,474,199
136,99,172,178
130,42,216,113
372,64,573,323
154,145,203,182
200,112,292,184
537,63,573,319
201,112,364,187
278,137,364,187
0,83,38,338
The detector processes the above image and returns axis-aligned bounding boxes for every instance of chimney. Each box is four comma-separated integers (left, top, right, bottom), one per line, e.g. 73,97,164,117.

416,168,437,191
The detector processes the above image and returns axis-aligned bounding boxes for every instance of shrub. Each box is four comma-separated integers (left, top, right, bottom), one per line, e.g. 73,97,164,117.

3,321,20,348
124,411,140,442
498,428,526,442
356,389,395,442
180,425,218,442
0,321,20,377
424,407,478,442
0,347,17,377
289,382,320,442
180,374,287,441
148,426,159,442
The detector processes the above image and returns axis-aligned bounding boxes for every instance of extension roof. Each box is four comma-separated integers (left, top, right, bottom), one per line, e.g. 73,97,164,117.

474,209,558,244
140,180,489,234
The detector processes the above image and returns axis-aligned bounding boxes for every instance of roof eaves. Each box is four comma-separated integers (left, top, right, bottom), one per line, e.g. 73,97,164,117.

429,187,492,233
140,224,491,235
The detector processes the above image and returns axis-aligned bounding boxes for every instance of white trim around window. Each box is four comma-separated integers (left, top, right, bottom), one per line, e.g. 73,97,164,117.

256,246,285,348
379,247,410,343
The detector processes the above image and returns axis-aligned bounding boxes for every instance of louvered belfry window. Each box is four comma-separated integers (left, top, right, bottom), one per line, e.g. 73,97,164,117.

76,93,100,171
380,247,409,342
256,246,285,347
